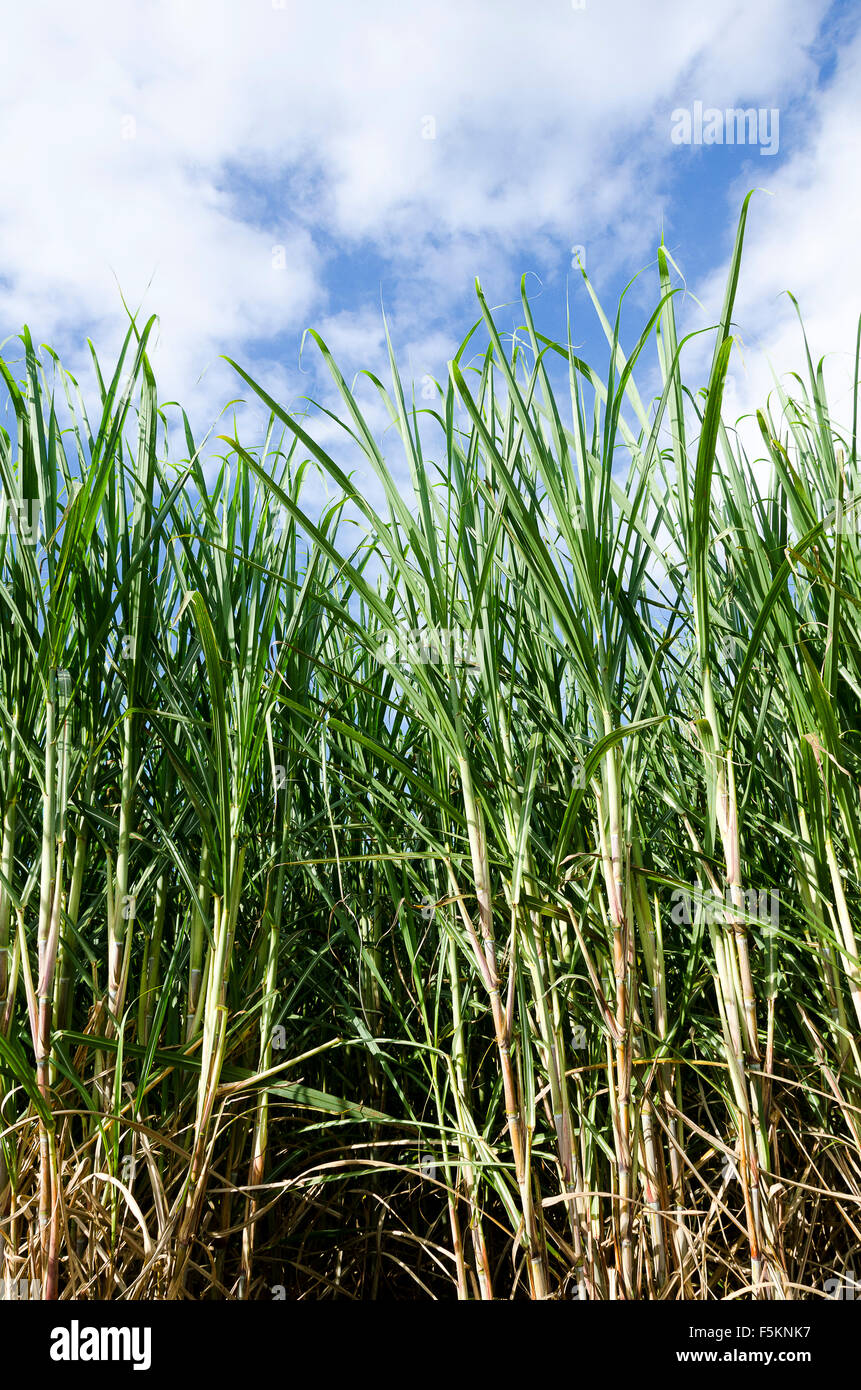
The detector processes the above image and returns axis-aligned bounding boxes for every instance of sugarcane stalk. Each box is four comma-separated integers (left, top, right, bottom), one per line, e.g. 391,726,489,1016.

457,750,548,1298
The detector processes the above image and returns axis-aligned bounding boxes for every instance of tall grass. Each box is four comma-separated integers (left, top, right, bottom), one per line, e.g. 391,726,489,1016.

1,203,861,1299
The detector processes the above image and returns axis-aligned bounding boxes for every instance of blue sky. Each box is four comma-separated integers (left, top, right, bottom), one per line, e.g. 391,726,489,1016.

1,0,859,490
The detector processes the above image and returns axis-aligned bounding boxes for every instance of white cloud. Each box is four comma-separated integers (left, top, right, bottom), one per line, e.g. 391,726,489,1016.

0,0,845,445
670,17,861,465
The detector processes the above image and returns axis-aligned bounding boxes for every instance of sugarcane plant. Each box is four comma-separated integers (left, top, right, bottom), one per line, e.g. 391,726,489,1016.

0,200,860,1300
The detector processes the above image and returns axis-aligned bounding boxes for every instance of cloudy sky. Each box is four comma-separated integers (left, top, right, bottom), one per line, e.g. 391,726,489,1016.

1,0,859,469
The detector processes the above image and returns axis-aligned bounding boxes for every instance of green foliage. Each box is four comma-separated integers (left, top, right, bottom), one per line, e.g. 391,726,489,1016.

1,202,860,1300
